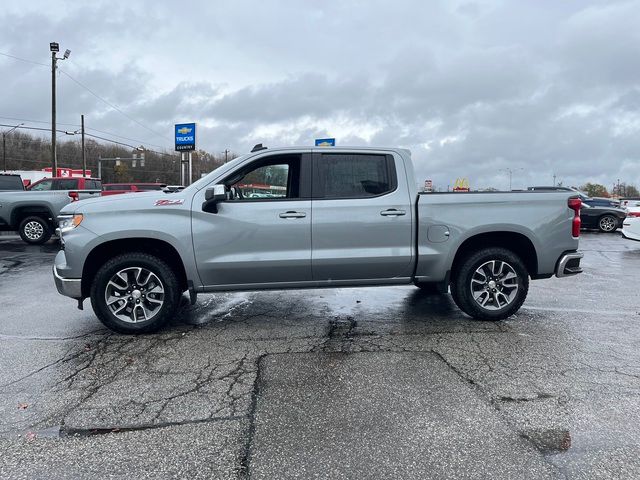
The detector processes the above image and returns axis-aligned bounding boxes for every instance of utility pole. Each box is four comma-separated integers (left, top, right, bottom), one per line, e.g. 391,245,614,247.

50,42,70,176
224,149,229,163
2,123,23,171
81,114,86,177
51,47,57,175
553,172,556,186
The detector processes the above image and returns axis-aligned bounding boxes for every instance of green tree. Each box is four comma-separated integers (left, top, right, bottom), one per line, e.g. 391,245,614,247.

113,163,131,182
580,183,609,198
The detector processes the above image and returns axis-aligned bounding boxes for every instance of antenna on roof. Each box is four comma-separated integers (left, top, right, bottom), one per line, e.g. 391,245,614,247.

251,143,267,153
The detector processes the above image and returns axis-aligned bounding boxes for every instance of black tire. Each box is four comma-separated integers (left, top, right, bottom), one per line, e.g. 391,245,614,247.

415,282,443,295
90,253,181,334
450,247,529,321
598,215,618,233
18,216,52,245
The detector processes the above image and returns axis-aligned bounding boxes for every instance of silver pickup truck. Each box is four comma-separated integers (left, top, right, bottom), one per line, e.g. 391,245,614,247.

0,187,99,244
53,146,583,333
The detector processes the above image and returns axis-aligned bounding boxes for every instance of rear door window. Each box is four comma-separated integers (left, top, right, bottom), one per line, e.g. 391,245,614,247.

0,176,23,190
312,153,396,199
55,179,79,190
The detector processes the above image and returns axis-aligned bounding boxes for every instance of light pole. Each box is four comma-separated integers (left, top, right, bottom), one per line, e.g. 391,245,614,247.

2,123,23,172
50,42,71,176
501,167,524,191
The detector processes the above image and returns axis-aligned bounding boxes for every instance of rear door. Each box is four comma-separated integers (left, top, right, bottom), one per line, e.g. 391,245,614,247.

311,151,413,281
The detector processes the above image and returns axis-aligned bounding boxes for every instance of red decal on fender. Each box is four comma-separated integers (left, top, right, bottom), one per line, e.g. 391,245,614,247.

154,199,185,206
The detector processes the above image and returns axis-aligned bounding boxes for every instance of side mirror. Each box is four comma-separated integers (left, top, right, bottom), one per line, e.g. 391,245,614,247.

203,184,226,213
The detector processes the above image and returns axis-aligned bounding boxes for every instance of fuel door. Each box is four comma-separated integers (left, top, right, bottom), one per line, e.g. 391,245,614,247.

427,225,450,243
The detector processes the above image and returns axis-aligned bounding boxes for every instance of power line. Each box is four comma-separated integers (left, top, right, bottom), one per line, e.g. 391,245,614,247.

0,115,168,149
0,123,177,158
58,69,172,143
0,51,48,67
0,115,79,127
1,50,173,146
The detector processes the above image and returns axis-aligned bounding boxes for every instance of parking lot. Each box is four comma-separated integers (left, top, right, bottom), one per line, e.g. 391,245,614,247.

0,231,639,479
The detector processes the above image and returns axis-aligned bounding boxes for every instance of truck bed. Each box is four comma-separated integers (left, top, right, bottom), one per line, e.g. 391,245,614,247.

415,190,579,281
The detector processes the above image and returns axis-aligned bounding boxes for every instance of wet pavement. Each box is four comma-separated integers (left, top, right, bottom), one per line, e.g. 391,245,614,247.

0,232,639,479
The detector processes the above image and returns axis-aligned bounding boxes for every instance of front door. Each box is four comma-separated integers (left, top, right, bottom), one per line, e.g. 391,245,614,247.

192,152,312,287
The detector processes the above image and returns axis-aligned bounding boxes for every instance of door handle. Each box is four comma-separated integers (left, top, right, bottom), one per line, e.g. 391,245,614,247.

380,209,406,217
279,211,306,219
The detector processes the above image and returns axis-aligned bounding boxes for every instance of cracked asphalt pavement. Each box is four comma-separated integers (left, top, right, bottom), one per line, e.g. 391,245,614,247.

1,232,639,479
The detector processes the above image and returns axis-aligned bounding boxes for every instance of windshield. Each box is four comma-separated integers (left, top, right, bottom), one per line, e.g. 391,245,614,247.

185,154,251,191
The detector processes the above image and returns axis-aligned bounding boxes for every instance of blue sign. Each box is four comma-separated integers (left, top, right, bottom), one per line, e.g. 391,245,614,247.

315,138,335,147
175,123,196,151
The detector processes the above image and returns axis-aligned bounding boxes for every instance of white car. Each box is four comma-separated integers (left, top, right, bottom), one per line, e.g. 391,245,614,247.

622,216,640,242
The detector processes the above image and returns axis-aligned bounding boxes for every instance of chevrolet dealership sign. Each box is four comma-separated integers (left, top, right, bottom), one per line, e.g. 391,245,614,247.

175,123,196,151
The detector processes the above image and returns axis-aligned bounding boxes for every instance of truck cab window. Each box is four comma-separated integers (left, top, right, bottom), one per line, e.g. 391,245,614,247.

225,154,301,200
29,179,53,191
313,153,396,199
55,179,79,190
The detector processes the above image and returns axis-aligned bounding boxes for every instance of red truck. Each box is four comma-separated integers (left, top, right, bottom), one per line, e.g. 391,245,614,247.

101,183,167,196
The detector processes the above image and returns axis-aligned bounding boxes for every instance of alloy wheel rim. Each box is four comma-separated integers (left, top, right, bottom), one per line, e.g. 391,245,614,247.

470,260,519,311
24,221,44,240
600,216,616,231
104,267,165,323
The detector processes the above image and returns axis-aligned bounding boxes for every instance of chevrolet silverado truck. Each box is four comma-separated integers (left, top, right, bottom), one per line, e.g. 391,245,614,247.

0,182,100,244
53,146,583,333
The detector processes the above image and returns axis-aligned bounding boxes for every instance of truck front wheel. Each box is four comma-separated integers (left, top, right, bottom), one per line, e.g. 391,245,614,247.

450,247,529,321
90,253,181,334
18,216,52,245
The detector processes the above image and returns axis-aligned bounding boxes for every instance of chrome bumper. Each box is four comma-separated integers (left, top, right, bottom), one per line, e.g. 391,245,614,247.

555,252,584,278
53,265,82,299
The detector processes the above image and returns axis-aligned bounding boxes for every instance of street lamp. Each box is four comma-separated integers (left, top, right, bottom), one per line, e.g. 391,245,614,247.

50,41,71,176
500,167,524,191
2,123,24,172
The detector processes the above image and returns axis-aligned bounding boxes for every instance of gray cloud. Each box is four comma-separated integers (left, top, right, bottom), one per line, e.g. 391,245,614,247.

1,0,639,191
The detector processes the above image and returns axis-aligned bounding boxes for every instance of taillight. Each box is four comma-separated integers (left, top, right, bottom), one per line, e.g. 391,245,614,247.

68,191,79,202
628,211,640,218
568,197,581,237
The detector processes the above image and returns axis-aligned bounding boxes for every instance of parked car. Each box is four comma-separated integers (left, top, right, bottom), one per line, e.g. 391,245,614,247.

620,197,640,209
102,183,167,196
527,186,587,196
584,196,621,208
0,178,101,244
54,145,583,333
28,176,101,192
0,173,25,191
622,216,640,242
579,200,627,232
163,185,185,193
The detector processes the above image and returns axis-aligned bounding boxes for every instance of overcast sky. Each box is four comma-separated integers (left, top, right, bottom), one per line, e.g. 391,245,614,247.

1,0,639,190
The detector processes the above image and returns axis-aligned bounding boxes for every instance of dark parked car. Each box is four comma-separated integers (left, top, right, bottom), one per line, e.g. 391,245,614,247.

584,197,621,208
580,199,627,232
0,173,25,191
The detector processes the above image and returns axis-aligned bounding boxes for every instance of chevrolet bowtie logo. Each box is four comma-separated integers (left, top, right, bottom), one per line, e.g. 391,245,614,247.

177,127,192,135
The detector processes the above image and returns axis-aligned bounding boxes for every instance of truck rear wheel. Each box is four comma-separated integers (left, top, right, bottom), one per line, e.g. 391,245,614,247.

451,247,529,321
90,253,181,334
18,216,52,245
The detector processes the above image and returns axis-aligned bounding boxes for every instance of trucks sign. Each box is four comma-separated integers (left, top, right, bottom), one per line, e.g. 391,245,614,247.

175,123,196,151
315,138,335,147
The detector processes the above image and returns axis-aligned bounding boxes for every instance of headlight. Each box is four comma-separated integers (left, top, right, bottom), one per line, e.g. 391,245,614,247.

58,214,83,233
